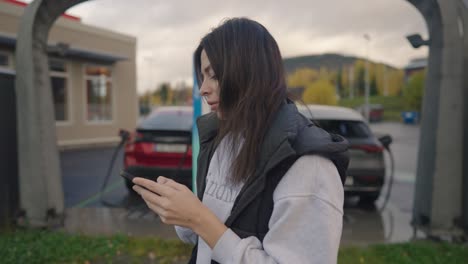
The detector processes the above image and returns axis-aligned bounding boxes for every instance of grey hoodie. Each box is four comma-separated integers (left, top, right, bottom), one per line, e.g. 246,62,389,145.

177,101,348,263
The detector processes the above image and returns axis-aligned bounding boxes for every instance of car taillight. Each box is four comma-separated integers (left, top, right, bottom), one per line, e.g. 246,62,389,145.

125,131,144,152
351,145,384,153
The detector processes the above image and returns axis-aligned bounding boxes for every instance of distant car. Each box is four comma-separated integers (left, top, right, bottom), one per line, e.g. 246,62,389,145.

356,104,384,123
298,104,390,203
123,106,193,192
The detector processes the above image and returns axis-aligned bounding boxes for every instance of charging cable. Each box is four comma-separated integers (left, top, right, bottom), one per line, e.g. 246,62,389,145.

378,137,395,212
100,129,190,208
99,129,130,208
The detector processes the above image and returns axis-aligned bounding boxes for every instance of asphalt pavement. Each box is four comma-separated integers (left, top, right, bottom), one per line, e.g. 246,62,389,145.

60,121,422,245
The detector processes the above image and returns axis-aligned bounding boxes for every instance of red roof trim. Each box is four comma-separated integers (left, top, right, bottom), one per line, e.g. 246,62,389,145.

3,0,81,21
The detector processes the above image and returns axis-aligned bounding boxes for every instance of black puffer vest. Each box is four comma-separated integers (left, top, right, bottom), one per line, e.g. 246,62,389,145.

188,101,349,264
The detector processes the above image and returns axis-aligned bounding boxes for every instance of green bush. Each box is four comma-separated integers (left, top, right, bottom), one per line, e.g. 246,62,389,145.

302,79,338,105
339,96,406,121
403,71,425,111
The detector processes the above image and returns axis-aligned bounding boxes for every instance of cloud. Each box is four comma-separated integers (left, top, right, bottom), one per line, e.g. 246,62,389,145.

61,0,429,93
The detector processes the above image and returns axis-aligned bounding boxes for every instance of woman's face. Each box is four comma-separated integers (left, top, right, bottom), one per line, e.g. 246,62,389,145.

199,49,220,117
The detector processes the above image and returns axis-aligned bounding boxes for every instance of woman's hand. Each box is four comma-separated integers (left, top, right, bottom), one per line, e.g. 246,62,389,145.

132,176,201,228
132,176,227,248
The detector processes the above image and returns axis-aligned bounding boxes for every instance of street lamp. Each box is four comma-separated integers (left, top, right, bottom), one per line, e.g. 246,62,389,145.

406,34,430,49
363,34,371,122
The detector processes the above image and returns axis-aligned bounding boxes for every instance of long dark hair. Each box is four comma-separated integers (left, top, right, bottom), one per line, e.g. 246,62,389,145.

194,18,288,184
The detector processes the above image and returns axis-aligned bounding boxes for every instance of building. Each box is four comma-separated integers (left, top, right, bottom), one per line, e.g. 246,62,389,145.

0,0,138,149
404,57,427,83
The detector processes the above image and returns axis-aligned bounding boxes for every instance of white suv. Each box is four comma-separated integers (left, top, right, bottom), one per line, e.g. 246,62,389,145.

298,104,390,204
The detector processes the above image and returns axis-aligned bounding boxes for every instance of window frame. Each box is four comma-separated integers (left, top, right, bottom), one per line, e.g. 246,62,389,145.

50,58,72,126
82,63,116,125
0,49,14,75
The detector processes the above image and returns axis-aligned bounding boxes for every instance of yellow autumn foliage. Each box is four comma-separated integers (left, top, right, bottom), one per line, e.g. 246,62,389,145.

287,68,319,88
302,79,338,105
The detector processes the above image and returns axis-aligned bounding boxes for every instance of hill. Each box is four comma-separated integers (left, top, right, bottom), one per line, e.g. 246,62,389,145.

283,53,399,74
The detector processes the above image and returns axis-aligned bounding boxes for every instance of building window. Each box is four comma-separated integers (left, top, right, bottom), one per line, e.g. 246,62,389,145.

85,65,113,122
0,53,9,67
49,59,69,122
0,51,12,70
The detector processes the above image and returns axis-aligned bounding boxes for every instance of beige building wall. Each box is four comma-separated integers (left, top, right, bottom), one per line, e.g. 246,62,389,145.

0,1,138,149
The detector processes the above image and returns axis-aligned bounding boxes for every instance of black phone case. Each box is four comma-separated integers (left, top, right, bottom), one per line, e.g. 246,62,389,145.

120,170,136,181
120,170,158,182
120,170,160,195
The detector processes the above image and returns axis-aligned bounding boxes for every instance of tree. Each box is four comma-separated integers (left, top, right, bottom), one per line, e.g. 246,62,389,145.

150,94,161,106
287,68,319,88
302,79,337,105
138,91,153,115
340,66,350,97
336,67,343,97
403,71,425,111
356,67,366,96
158,83,170,105
319,66,331,80
376,64,386,96
370,76,378,96
138,91,151,105
389,69,405,96
172,87,192,105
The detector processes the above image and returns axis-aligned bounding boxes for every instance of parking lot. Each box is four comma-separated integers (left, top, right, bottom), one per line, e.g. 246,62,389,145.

60,121,420,245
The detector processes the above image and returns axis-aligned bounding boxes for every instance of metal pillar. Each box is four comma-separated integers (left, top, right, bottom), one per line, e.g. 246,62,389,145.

458,0,468,234
15,0,89,227
409,0,468,238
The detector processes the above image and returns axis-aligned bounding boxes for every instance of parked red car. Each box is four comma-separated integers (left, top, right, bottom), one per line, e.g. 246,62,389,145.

123,106,193,192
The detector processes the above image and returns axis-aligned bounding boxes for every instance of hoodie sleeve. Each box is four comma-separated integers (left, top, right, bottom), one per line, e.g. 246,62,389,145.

211,155,344,264
175,225,198,245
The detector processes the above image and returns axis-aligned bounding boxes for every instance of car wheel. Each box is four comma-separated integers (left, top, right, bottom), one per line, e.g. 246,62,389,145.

359,192,380,204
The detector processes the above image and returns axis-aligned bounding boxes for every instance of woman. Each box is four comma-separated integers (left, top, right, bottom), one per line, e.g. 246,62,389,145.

132,17,349,264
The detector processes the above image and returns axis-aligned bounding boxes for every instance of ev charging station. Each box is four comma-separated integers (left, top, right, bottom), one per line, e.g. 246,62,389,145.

192,68,201,195
191,64,210,195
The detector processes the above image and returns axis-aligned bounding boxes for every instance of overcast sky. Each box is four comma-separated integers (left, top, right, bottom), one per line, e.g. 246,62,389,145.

55,0,428,93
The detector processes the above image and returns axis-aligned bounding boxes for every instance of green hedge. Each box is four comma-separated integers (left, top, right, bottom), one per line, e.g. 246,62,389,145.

339,96,407,122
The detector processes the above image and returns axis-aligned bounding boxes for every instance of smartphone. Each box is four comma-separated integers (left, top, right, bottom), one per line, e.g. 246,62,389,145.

120,170,158,182
120,169,137,182
120,170,159,194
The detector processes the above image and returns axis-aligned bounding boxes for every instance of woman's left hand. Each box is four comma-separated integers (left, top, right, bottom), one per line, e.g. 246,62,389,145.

132,176,204,229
